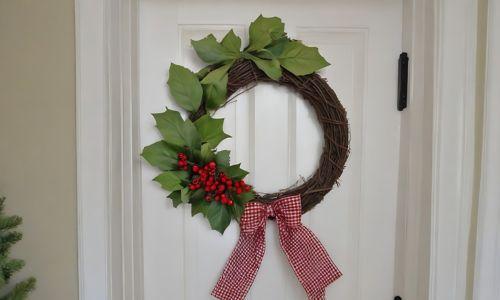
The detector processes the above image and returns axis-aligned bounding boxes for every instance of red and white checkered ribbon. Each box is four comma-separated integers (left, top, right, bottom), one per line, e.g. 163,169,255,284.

212,195,342,300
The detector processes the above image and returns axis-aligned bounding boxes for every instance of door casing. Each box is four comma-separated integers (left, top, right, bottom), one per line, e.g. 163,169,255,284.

74,0,484,299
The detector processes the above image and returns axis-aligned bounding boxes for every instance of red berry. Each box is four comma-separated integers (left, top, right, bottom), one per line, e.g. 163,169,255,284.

236,188,242,194
235,181,240,188
192,165,199,173
228,200,234,206
245,185,251,192
218,185,225,192
215,195,220,201
208,161,216,169
204,196,211,201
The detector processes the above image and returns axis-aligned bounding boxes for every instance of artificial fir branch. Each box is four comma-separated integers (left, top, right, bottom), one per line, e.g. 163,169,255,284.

0,197,35,299
0,278,36,300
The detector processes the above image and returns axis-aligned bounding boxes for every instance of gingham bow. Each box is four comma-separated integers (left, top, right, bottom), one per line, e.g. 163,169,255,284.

212,195,342,300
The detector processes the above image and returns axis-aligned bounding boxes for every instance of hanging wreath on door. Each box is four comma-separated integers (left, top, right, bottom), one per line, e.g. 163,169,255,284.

142,15,349,299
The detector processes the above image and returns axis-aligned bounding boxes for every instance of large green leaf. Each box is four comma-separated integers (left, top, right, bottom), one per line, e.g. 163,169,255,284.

191,34,237,64
215,150,230,167
265,37,290,57
203,73,228,110
141,141,179,171
278,41,330,75
221,29,242,55
191,198,210,217
167,64,202,112
230,201,245,222
168,188,189,207
201,62,233,110
206,201,231,234
243,52,282,80
200,62,233,85
194,114,230,148
154,171,184,191
196,65,213,80
255,49,275,60
234,191,255,204
246,15,285,52
220,164,249,180
153,108,201,149
200,143,215,163
169,170,190,182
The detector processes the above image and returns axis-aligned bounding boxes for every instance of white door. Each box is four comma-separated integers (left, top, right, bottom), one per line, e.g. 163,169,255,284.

139,1,402,299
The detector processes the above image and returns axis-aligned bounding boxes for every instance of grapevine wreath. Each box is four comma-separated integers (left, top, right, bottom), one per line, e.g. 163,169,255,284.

142,15,349,299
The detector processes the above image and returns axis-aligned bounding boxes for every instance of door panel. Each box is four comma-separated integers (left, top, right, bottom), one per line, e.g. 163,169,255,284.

140,1,402,299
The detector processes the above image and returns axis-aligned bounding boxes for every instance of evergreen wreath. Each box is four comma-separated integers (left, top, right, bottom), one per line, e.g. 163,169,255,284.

142,15,349,234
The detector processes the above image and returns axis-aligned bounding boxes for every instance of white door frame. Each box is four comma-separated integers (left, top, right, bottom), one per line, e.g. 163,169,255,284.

75,0,486,299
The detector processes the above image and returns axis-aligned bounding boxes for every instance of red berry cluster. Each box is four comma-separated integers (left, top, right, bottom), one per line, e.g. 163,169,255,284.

177,153,188,171
177,153,252,206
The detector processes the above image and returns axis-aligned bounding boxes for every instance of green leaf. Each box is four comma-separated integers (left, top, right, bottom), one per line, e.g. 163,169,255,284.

265,36,290,57
167,64,203,112
200,62,233,84
215,150,230,167
206,201,231,234
153,109,201,149
255,49,275,60
235,191,255,204
153,171,184,191
189,188,205,202
191,34,237,64
203,75,228,110
230,201,245,222
194,114,231,148
243,52,282,80
141,141,179,171
168,188,189,207
220,164,249,180
169,170,190,182
278,41,330,75
200,143,215,163
191,198,210,217
247,15,285,52
196,65,214,80
221,29,242,54
201,62,234,110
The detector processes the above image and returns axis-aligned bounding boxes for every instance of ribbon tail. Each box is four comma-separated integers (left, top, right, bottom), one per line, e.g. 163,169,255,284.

212,227,266,300
278,223,342,300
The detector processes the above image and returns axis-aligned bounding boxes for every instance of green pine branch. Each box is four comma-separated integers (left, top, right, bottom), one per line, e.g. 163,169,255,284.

0,197,35,299
0,278,36,300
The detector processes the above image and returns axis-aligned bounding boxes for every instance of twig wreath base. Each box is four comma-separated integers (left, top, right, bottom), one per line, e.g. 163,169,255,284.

190,59,349,213
142,15,351,233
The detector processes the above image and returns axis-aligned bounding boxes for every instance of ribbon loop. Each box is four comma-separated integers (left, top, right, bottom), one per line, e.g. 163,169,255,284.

212,195,342,300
